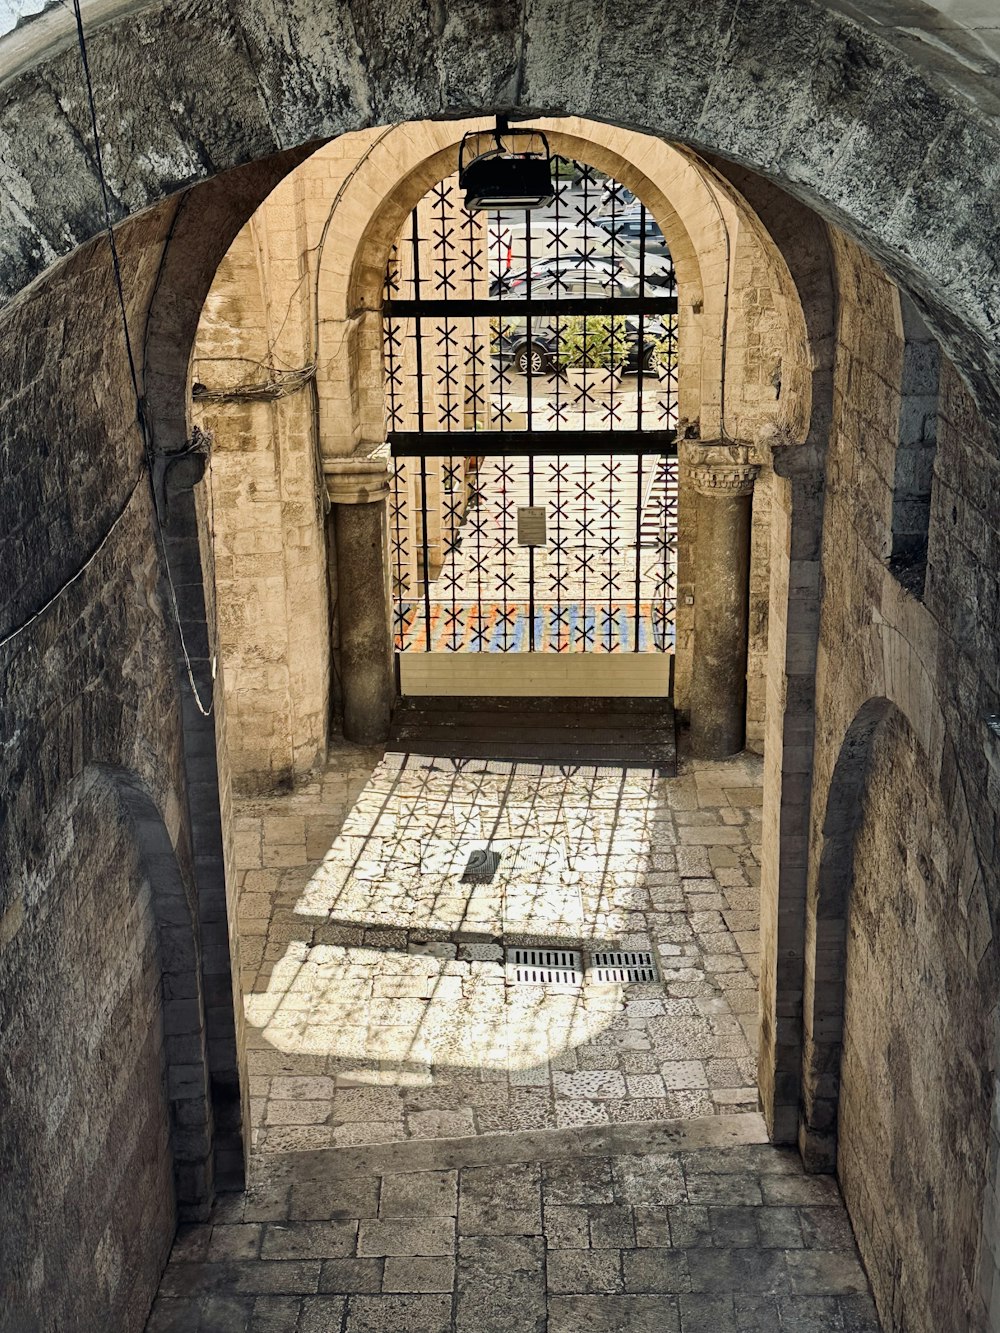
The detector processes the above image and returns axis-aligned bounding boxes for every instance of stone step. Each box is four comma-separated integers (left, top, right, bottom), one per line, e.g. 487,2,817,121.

248,1113,770,1190
388,695,677,772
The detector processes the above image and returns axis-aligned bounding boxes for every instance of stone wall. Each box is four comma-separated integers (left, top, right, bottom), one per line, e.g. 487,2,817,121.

837,707,989,1330
0,773,176,1331
799,230,1000,1331
0,218,218,1331
194,189,331,794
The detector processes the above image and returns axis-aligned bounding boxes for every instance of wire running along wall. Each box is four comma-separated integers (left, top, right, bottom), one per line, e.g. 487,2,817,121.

383,158,679,656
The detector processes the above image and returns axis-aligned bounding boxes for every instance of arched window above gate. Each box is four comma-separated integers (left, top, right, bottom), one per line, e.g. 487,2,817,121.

383,158,678,445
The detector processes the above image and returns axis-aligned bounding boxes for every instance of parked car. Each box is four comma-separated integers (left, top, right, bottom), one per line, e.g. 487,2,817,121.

534,262,641,297
599,183,638,212
490,254,639,298
492,315,674,376
616,237,676,289
577,215,676,288
490,241,673,296
593,212,666,243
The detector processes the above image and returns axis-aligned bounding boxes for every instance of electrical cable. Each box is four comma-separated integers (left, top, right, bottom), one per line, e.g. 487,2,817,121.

192,364,315,403
512,0,528,109
68,0,148,447
0,1,151,658
33,0,214,715
311,123,398,356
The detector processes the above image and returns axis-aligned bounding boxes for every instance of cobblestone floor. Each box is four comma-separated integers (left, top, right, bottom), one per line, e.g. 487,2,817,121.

147,1115,881,1332
235,747,763,1152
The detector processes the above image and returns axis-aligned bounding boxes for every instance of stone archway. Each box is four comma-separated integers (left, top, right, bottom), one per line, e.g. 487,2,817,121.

192,116,820,752
5,13,996,1108
309,121,738,724
0,97,887,1192
801,612,994,1178
0,763,215,1330
798,694,992,1329
173,122,802,743
123,115,830,1156
171,131,834,1203
799,693,893,1171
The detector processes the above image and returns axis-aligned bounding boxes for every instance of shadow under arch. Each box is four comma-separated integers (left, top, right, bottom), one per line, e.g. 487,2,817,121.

798,696,892,1174
89,763,217,1220
799,685,994,1176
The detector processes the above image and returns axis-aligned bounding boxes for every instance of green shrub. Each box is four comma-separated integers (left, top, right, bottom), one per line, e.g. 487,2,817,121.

488,315,515,353
551,157,582,182
557,315,630,370
649,319,678,376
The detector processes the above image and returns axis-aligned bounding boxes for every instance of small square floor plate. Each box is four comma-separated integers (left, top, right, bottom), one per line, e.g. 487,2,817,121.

461,848,502,883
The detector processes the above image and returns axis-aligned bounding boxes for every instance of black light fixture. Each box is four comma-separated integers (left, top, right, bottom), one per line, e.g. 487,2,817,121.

458,116,556,212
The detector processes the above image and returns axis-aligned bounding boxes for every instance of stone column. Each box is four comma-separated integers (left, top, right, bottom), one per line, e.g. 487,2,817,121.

324,453,394,745
685,441,760,758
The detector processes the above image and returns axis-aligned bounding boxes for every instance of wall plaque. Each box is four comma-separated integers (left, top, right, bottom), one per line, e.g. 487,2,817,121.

517,505,547,547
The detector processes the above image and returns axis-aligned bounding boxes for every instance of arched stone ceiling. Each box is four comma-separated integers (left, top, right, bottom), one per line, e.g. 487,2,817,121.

3,0,997,91
0,0,998,414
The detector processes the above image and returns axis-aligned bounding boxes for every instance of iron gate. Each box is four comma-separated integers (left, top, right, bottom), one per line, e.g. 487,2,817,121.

382,154,679,679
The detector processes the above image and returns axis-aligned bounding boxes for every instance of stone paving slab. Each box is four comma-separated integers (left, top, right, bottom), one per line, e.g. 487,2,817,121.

147,1116,881,1332
236,748,763,1152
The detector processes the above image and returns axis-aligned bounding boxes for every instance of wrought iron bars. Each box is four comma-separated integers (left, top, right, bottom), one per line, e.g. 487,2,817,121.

389,449,677,655
383,157,679,656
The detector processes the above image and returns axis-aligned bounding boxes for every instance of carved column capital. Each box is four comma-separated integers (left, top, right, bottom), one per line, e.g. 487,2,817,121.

323,444,391,504
681,440,760,497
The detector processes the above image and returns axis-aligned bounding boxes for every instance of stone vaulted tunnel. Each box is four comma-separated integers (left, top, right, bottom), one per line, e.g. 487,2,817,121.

1,2,1000,1331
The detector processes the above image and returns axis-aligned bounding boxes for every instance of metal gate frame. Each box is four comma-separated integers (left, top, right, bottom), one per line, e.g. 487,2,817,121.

382,158,679,684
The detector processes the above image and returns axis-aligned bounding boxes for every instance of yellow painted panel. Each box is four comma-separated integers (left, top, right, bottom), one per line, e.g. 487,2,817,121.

399,652,672,697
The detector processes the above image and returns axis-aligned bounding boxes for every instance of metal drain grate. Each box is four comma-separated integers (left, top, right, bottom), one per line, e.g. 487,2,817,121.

506,947,583,985
461,848,502,883
589,950,659,983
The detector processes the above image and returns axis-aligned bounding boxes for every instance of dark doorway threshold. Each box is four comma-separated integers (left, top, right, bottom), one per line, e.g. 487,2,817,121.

389,696,676,774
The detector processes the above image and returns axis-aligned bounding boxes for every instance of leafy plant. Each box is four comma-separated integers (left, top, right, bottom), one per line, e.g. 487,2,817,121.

551,156,582,182
557,315,629,371
490,314,520,362
488,315,515,353
648,318,678,376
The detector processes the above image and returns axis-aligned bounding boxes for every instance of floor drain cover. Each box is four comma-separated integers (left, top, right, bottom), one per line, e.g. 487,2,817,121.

589,950,659,983
461,848,502,883
506,947,583,985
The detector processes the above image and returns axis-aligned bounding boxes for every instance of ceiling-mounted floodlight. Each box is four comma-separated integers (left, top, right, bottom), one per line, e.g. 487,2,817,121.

458,116,556,212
